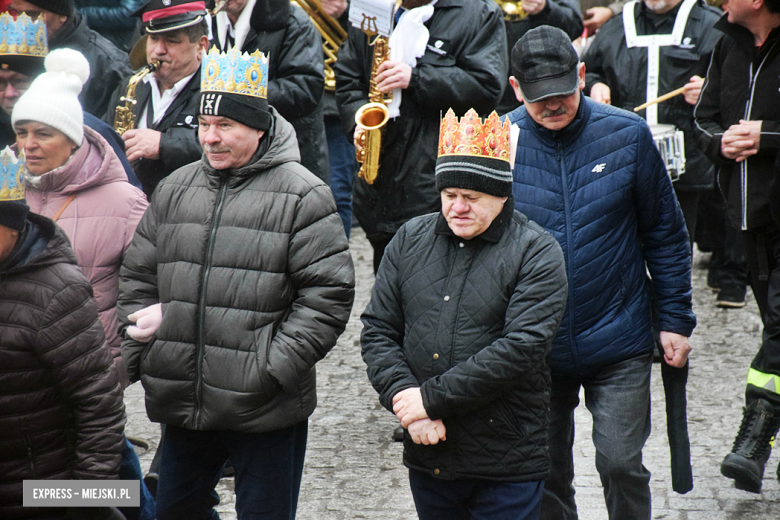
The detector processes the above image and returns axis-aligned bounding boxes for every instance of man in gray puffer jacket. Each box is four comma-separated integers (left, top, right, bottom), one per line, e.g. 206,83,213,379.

116,47,355,520
362,109,568,520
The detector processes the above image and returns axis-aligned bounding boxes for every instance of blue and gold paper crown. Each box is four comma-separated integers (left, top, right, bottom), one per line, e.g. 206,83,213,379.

0,147,25,202
201,46,268,100
0,13,47,58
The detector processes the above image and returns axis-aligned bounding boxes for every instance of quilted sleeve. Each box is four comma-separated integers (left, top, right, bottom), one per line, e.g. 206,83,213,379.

420,230,568,420
266,184,356,392
35,281,125,479
633,122,697,336
361,226,422,412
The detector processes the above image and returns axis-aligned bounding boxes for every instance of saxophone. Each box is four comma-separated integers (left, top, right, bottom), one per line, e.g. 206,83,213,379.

113,61,160,136
354,35,391,185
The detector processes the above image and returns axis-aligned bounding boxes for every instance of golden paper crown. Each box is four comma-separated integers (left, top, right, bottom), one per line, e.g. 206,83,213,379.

438,109,511,162
0,147,25,202
201,46,268,99
0,13,47,58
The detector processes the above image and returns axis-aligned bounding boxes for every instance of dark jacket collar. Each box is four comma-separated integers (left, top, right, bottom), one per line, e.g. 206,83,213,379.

50,11,87,48
434,194,515,244
715,13,780,55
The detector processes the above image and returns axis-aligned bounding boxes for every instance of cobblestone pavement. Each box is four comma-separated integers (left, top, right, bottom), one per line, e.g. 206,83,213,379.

124,227,780,519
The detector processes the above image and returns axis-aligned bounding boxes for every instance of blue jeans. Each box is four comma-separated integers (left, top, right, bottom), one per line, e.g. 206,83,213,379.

155,421,308,520
409,469,544,520
325,115,355,239
119,436,156,520
541,352,653,520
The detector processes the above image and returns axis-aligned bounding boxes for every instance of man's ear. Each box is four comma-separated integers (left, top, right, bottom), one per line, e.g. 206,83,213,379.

578,63,586,91
509,76,524,104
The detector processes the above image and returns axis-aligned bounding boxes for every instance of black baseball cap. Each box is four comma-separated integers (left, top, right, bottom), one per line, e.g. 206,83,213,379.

511,26,579,104
133,0,207,34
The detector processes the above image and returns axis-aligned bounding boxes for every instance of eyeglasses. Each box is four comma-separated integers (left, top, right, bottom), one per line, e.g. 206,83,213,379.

0,78,33,92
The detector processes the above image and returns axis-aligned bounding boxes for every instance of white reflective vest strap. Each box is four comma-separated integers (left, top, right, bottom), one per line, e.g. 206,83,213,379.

622,0,698,124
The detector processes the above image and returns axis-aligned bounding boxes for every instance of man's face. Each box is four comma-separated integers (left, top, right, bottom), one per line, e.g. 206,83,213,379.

8,0,67,37
723,0,756,25
510,63,585,132
0,223,19,263
441,188,507,240
198,115,264,170
644,0,684,13
147,30,208,89
0,69,32,115
223,0,250,21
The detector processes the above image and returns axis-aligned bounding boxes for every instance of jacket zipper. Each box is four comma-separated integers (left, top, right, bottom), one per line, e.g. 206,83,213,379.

741,40,780,230
193,178,229,429
558,141,580,370
22,427,38,479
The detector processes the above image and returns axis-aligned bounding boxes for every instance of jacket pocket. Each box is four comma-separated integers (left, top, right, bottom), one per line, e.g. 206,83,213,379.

491,398,529,441
22,426,38,479
252,326,281,403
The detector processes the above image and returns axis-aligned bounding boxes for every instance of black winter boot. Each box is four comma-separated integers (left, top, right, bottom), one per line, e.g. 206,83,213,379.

721,399,779,493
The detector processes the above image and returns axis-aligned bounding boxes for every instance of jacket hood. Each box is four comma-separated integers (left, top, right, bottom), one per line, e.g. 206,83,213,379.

0,213,76,276
25,126,128,195
202,107,301,184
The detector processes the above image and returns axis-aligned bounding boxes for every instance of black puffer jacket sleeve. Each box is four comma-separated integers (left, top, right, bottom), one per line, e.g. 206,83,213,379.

117,197,160,384
37,281,125,478
420,231,567,420
266,6,325,120
267,183,356,392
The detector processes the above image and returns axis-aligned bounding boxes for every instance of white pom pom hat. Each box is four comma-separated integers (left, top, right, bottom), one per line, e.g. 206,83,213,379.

12,48,90,145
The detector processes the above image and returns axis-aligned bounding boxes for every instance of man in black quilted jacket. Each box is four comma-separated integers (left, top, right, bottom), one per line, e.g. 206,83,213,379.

361,109,568,520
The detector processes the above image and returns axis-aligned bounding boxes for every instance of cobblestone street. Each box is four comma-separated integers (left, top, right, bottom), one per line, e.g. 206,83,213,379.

124,227,780,519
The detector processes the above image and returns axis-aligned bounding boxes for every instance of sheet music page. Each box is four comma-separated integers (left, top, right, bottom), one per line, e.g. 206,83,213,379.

349,0,395,37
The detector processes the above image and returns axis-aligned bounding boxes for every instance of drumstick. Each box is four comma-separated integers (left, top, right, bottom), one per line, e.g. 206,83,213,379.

633,86,687,112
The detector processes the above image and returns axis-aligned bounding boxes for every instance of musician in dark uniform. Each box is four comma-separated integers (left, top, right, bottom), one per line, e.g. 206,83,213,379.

208,0,329,183
103,0,208,199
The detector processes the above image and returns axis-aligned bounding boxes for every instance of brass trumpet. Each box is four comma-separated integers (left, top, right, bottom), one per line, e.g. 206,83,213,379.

494,0,528,21
355,35,391,184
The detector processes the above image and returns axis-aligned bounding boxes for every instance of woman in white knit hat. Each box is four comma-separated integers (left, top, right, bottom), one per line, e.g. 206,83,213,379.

12,48,155,520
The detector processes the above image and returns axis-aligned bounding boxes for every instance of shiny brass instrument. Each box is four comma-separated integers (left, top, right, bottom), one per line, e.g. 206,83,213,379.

494,0,527,21
113,61,160,136
354,35,391,184
209,0,228,16
291,0,347,91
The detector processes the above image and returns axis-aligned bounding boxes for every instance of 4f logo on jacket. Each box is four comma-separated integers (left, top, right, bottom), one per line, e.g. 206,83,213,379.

592,163,607,173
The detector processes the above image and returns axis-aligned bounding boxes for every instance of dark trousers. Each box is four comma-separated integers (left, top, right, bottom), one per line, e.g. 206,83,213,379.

368,234,394,275
698,188,748,288
674,188,699,247
325,115,356,240
744,225,780,410
408,469,544,520
155,421,308,520
542,352,653,520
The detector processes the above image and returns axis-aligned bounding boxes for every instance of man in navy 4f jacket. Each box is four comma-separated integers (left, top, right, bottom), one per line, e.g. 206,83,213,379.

506,26,696,519
361,109,568,520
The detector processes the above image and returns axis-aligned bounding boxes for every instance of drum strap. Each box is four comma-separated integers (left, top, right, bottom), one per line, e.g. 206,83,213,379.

622,0,697,124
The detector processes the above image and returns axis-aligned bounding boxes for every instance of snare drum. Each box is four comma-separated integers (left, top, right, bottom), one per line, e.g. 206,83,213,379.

649,124,686,182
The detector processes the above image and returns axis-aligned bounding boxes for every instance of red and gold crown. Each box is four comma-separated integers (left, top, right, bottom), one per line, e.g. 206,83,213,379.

438,108,511,162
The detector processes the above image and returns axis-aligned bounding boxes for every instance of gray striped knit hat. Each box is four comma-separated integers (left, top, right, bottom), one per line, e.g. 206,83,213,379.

435,109,512,198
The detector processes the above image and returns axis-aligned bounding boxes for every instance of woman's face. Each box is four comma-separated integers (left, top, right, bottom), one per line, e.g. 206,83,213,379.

14,121,77,176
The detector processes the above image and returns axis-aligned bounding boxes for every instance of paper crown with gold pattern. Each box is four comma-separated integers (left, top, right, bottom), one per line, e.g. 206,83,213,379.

199,46,271,131
435,109,513,198
0,147,29,232
0,13,48,77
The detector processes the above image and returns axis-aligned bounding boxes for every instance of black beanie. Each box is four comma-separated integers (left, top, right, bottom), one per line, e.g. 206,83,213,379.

26,0,74,17
0,199,30,231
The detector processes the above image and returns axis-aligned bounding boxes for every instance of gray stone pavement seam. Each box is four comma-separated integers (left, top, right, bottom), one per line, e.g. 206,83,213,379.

124,230,780,519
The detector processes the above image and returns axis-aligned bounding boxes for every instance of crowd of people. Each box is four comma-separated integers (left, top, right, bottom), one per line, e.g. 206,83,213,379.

1,0,780,518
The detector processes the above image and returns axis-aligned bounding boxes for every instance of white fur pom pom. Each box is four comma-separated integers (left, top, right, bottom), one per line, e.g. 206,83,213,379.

44,48,91,86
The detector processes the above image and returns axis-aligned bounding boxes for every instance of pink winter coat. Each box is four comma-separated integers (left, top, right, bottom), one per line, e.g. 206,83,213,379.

25,126,148,387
